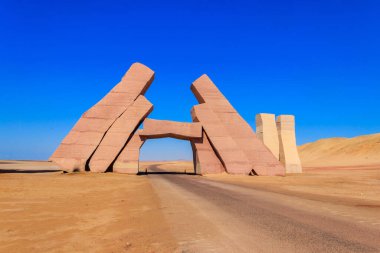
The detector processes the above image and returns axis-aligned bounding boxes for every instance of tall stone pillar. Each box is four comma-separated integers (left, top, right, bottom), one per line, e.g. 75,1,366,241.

255,113,279,160
276,115,302,173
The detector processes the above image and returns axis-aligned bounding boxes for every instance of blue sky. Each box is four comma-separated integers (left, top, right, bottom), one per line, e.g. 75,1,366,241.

0,0,379,160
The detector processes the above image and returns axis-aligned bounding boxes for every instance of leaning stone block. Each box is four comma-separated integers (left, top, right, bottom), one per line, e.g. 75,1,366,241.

191,104,252,174
191,74,285,176
89,95,153,172
191,130,225,175
113,130,145,174
276,115,302,173
50,63,154,172
256,113,280,160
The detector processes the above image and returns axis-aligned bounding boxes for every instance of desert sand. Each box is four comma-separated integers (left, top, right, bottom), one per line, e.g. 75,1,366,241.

0,161,176,253
1,159,379,252
299,133,380,166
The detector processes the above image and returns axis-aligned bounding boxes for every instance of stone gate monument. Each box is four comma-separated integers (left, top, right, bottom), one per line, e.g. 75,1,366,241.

50,63,286,176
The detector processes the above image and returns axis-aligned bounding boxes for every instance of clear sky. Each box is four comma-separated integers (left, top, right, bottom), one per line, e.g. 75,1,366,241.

0,0,379,161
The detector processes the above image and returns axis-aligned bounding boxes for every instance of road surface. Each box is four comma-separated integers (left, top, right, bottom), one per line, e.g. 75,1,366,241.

147,166,380,253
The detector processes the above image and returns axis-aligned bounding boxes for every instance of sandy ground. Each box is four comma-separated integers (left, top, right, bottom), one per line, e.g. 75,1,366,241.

0,160,60,172
207,165,380,207
0,161,176,253
148,168,380,252
146,161,380,207
1,160,379,252
150,161,380,226
140,160,194,174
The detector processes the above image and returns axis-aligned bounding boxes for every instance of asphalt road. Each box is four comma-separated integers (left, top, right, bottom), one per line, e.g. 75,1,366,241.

147,167,380,253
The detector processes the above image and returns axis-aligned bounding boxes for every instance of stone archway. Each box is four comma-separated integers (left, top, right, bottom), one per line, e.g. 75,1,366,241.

50,62,285,176
112,119,225,175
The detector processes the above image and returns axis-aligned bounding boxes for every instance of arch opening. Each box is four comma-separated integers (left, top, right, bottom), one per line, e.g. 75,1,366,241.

139,137,195,175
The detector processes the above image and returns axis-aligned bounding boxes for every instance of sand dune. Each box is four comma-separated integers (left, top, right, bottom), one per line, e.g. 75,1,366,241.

299,133,380,166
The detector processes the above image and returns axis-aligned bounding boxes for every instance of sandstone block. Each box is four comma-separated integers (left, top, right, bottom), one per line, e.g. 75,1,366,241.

113,130,145,174
256,113,280,160
277,115,302,173
83,105,127,119
140,119,202,140
89,95,153,172
191,131,225,175
191,104,252,174
61,131,105,146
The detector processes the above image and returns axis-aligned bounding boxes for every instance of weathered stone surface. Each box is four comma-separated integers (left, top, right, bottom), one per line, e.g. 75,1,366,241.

140,119,202,140
191,74,285,176
191,104,252,174
50,63,154,172
256,113,280,160
191,130,225,174
113,130,145,174
89,95,153,172
276,115,302,173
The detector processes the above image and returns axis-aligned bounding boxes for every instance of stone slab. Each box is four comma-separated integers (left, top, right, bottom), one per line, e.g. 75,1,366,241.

256,113,280,160
191,130,225,175
277,115,302,173
113,130,145,174
191,104,252,174
89,95,153,172
140,119,202,140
